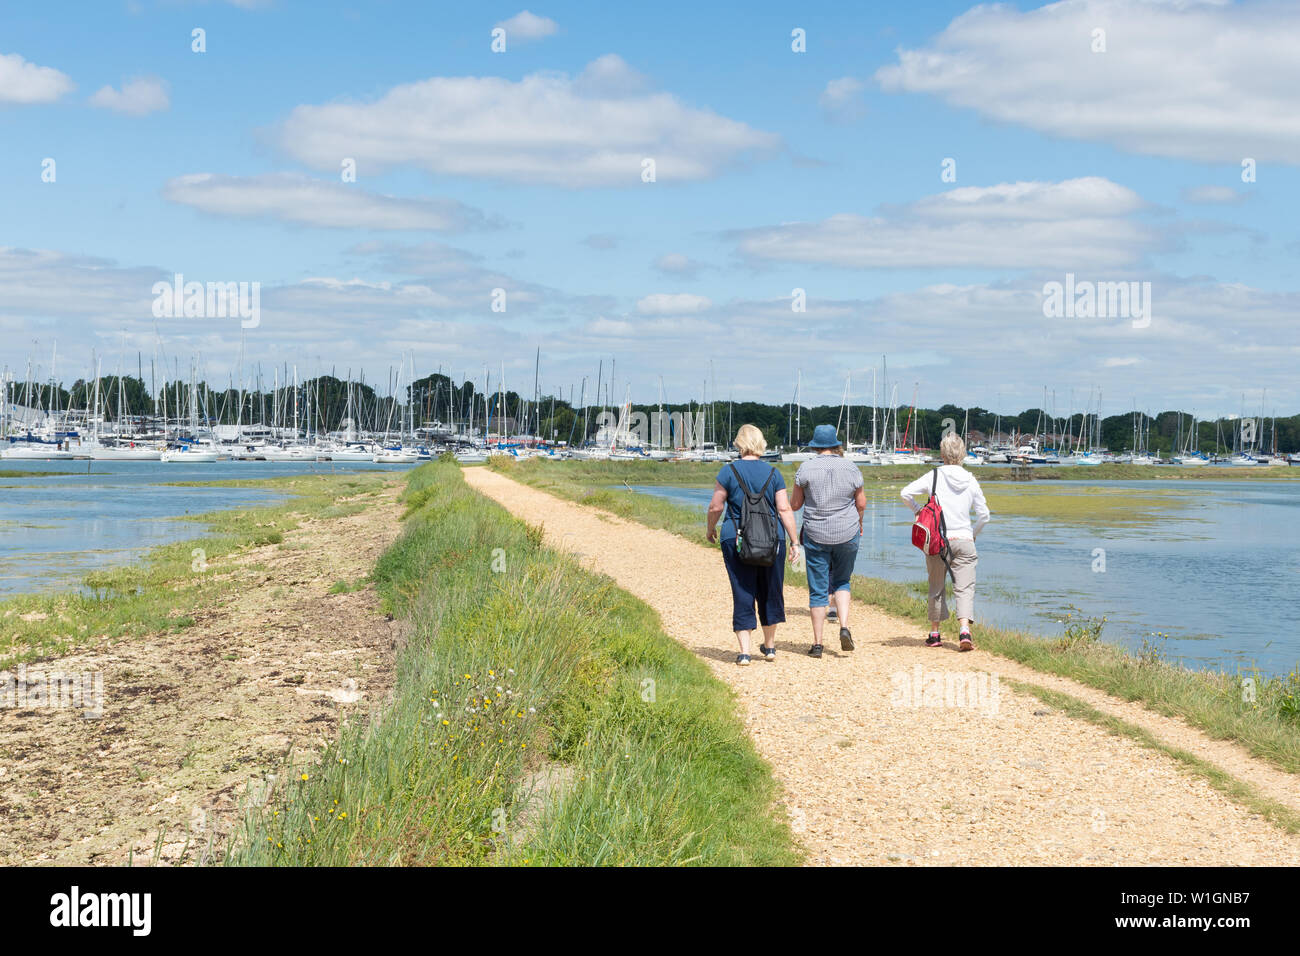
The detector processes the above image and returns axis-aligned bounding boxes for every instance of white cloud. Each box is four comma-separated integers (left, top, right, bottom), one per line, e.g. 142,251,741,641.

276,56,780,187
819,77,866,122
904,177,1145,221
1182,185,1245,204
495,10,559,42
584,317,637,337
574,53,650,97
162,173,498,231
731,178,1159,270
636,293,712,314
346,240,554,313
653,253,705,278
88,76,169,115
0,52,74,104
2,246,1299,413
0,244,556,378
875,0,1300,164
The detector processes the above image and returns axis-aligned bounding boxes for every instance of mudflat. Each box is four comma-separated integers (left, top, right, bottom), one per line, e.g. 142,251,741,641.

0,483,406,865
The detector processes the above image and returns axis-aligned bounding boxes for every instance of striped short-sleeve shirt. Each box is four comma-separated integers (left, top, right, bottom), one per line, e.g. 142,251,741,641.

795,454,864,545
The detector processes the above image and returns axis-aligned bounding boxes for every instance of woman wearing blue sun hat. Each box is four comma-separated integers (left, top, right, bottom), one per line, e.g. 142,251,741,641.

789,424,866,658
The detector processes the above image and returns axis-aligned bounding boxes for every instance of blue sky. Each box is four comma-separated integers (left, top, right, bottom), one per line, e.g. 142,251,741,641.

2,0,1298,417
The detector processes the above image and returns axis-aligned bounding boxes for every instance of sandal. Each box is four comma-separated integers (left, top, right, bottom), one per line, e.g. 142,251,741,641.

808,644,823,658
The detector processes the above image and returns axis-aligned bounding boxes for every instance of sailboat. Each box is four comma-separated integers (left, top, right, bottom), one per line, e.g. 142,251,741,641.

782,370,815,462
89,354,162,460
1255,406,1287,465
161,360,220,461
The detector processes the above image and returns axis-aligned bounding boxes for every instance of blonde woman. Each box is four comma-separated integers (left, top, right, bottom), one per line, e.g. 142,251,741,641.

706,425,801,665
900,433,991,650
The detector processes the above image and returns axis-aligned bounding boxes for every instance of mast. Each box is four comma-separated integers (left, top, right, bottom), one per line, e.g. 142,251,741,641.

657,376,665,450
846,373,852,445
871,366,878,452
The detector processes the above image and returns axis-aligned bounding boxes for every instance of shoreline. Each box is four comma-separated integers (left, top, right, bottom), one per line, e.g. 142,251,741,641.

0,471,406,864
6,460,1298,865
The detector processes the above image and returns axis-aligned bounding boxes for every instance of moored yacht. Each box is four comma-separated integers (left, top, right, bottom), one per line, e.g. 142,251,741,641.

88,440,162,461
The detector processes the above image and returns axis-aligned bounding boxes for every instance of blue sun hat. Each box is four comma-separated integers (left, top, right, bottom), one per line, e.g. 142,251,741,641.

807,424,841,448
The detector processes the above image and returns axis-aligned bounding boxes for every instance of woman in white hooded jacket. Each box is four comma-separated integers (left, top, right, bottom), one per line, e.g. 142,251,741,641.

900,433,991,650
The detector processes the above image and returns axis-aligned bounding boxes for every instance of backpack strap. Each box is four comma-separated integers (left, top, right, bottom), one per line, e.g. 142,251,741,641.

932,467,956,586
728,462,753,497
730,462,776,501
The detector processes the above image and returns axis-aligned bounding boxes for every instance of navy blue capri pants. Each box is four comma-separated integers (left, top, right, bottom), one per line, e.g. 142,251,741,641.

720,538,787,632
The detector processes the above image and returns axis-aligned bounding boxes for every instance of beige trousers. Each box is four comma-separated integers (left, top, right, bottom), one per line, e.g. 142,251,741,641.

925,537,977,623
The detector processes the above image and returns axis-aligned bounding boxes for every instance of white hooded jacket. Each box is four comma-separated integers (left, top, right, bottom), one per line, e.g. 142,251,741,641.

900,465,991,541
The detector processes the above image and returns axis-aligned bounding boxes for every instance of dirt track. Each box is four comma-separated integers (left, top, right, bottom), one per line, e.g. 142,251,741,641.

0,484,405,865
466,467,1300,866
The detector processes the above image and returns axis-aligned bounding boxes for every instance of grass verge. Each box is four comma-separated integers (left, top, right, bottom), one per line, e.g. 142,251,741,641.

489,458,1299,486
487,456,1300,778
226,461,797,866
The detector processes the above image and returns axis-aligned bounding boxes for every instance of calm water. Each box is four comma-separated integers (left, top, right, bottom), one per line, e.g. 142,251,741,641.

0,459,409,597
632,480,1300,677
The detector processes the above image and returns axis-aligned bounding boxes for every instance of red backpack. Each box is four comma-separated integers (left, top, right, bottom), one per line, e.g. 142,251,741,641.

911,468,955,582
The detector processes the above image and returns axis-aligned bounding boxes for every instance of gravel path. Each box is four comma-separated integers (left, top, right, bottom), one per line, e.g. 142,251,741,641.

466,468,1300,866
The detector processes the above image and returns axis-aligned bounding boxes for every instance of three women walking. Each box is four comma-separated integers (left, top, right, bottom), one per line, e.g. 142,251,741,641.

711,424,991,662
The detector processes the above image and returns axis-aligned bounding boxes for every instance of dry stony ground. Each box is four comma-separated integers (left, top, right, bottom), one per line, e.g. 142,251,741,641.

0,482,405,866
466,468,1300,866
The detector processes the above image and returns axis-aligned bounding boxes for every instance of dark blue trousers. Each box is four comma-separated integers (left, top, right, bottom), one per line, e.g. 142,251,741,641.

721,538,787,632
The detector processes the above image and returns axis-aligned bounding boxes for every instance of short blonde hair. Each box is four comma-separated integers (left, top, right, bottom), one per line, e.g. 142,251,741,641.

734,424,767,457
940,432,966,465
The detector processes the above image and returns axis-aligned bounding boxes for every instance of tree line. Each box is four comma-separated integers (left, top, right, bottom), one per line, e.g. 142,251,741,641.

7,374,1297,453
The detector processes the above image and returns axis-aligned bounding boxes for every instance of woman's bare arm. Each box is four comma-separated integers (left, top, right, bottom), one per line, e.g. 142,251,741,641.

774,488,800,559
706,482,728,542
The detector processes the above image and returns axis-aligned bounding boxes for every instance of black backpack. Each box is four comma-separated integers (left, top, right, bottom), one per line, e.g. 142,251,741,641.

729,463,781,566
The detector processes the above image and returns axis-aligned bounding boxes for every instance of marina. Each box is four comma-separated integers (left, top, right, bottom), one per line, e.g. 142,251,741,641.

5,360,1296,469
